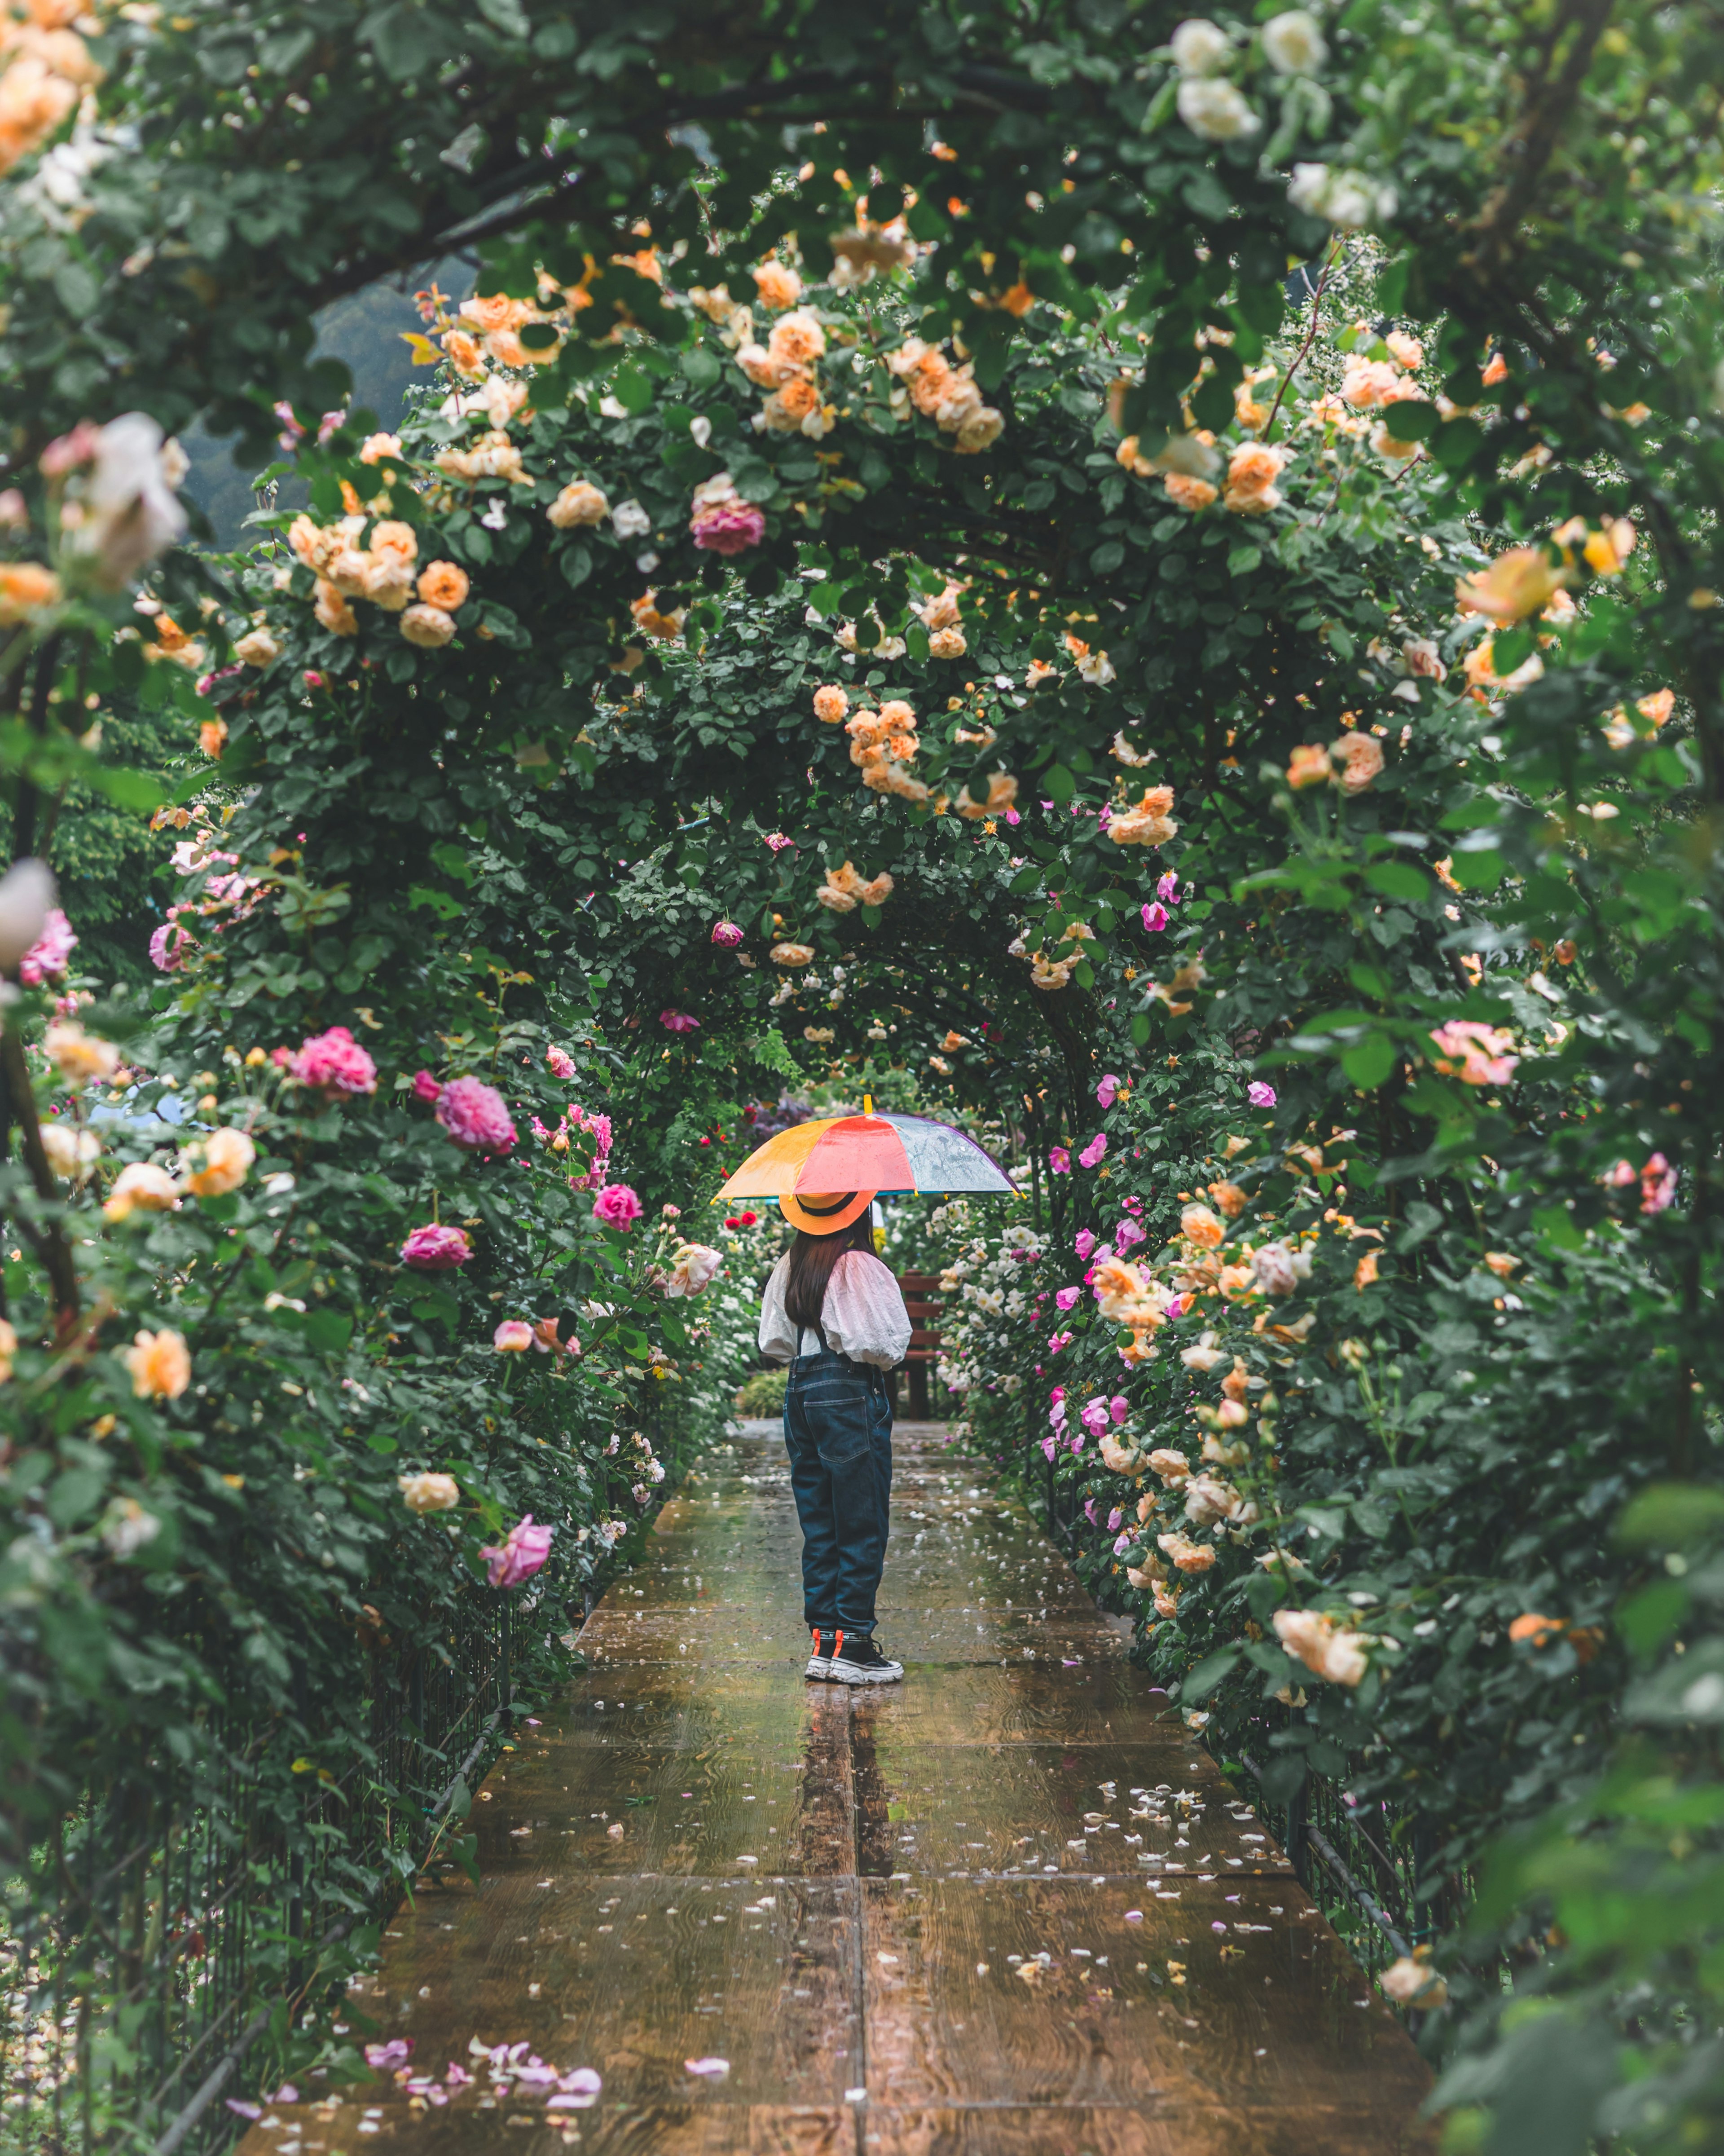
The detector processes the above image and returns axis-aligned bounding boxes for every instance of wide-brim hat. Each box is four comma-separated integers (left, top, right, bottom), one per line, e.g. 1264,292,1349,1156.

778,1189,876,1235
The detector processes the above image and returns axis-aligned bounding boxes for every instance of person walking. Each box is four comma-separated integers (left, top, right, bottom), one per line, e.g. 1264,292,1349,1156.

758,1189,911,1685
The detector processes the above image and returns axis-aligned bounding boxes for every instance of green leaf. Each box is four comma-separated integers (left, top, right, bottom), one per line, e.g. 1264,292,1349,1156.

1363,862,1431,903
1341,1034,1398,1089
1182,1647,1241,1701
1617,1484,1724,1550
92,765,167,812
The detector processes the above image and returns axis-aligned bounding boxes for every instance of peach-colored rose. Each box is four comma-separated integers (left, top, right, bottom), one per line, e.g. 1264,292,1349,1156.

417,560,470,611
359,433,402,464
123,1327,191,1401
752,260,803,311
0,561,61,624
1286,743,1330,789
400,603,456,648
548,480,608,528
1331,730,1385,793
1456,546,1570,625
442,330,486,379
314,581,359,636
813,684,849,724
766,311,826,371
1163,472,1218,511
369,520,418,564
361,556,414,612
103,1161,180,1221
1180,1203,1225,1250
185,1127,255,1198
1223,441,1286,515
762,375,822,429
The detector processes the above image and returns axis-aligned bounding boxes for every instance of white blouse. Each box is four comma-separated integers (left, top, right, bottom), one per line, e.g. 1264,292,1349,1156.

757,1250,913,1370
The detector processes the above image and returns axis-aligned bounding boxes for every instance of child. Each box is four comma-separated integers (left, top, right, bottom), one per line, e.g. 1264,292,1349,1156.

757,1189,911,1684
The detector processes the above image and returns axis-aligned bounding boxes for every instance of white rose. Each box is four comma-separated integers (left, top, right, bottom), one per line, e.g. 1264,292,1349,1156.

1288,162,1392,230
1170,17,1230,72
611,499,652,538
1261,10,1327,74
0,858,56,972
1177,76,1260,139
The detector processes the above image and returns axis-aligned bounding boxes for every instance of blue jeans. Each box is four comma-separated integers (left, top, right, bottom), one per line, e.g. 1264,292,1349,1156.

782,1348,893,1639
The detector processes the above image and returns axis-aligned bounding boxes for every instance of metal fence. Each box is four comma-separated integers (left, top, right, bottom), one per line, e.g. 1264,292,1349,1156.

2,1574,541,2155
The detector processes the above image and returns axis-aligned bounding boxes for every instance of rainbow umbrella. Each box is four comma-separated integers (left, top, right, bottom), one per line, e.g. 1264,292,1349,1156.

716,1104,1013,1200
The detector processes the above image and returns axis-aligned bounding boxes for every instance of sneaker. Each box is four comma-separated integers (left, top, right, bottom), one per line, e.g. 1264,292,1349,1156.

828,1631,904,1686
805,1628,835,1680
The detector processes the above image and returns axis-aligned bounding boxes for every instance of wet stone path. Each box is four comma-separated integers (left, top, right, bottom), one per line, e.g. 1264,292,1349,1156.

240,1422,1431,2156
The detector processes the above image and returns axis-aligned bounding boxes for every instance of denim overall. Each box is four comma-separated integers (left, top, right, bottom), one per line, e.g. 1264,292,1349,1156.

782,1326,893,1640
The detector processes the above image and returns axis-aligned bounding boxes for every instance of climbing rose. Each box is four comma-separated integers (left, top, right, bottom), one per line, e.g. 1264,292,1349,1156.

149,920,196,973
594,1182,643,1229
185,1128,255,1198
290,1025,377,1095
710,920,744,947
690,499,766,556
1429,1020,1518,1087
493,1320,535,1351
479,1515,553,1588
1095,1072,1121,1109
1055,1286,1082,1312
1073,1229,1097,1262
1079,1396,1112,1436
411,1069,444,1103
123,1327,191,1400
1248,1080,1277,1108
545,1045,576,1080
401,1223,472,1270
1140,901,1169,933
435,1076,518,1152
1078,1132,1108,1168
660,1010,700,1033
1049,1146,1070,1174
19,908,76,985
665,1243,723,1297
399,1472,460,1514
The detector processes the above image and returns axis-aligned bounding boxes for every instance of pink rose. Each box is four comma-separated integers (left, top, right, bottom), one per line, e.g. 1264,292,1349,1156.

1078,1132,1108,1169
690,500,766,556
1140,901,1169,933
764,832,794,853
494,1320,534,1351
365,2039,413,2070
1041,1433,1057,1461
546,1045,576,1080
1049,1399,1066,1427
479,1514,553,1588
1109,1394,1130,1424
1157,871,1181,904
1095,1072,1120,1109
1055,1285,1081,1312
20,908,77,985
593,1182,643,1230
1049,1146,1071,1174
401,1223,472,1270
1248,1080,1277,1109
291,1025,378,1095
710,920,744,947
1115,1218,1145,1252
436,1076,518,1153
149,920,196,973
1073,1228,1097,1262
412,1069,444,1103
1107,1508,1123,1532
1079,1396,1110,1436
660,1010,700,1032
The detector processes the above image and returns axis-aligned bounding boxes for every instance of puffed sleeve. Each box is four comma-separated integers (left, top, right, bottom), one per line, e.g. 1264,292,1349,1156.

757,1255,797,1364
821,1250,912,1369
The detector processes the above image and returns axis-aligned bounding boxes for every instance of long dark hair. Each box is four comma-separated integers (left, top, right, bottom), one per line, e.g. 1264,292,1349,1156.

784,1214,877,1332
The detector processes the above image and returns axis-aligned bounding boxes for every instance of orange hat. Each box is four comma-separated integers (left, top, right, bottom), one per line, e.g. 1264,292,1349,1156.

778,1189,876,1235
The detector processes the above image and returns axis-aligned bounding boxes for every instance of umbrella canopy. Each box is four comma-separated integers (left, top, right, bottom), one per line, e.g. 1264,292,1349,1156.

716,1110,1014,1199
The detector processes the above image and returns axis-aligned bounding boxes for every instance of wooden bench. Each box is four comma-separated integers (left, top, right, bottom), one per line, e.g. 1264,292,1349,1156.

897,1269,944,1420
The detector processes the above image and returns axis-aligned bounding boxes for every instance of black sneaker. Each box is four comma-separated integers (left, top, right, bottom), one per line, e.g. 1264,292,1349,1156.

828,1631,904,1686
805,1628,835,1680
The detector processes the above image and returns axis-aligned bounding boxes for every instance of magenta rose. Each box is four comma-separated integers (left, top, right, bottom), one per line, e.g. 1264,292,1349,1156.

545,1045,576,1080
479,1515,553,1588
149,920,197,974
20,908,77,986
593,1182,642,1230
1048,1146,1070,1174
660,1010,700,1033
710,920,743,947
435,1076,518,1153
1078,1131,1108,1168
690,500,766,556
411,1069,444,1103
400,1223,472,1270
291,1025,378,1095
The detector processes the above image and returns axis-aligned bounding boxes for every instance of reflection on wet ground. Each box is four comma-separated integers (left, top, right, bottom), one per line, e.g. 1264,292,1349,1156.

238,1422,1432,2154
